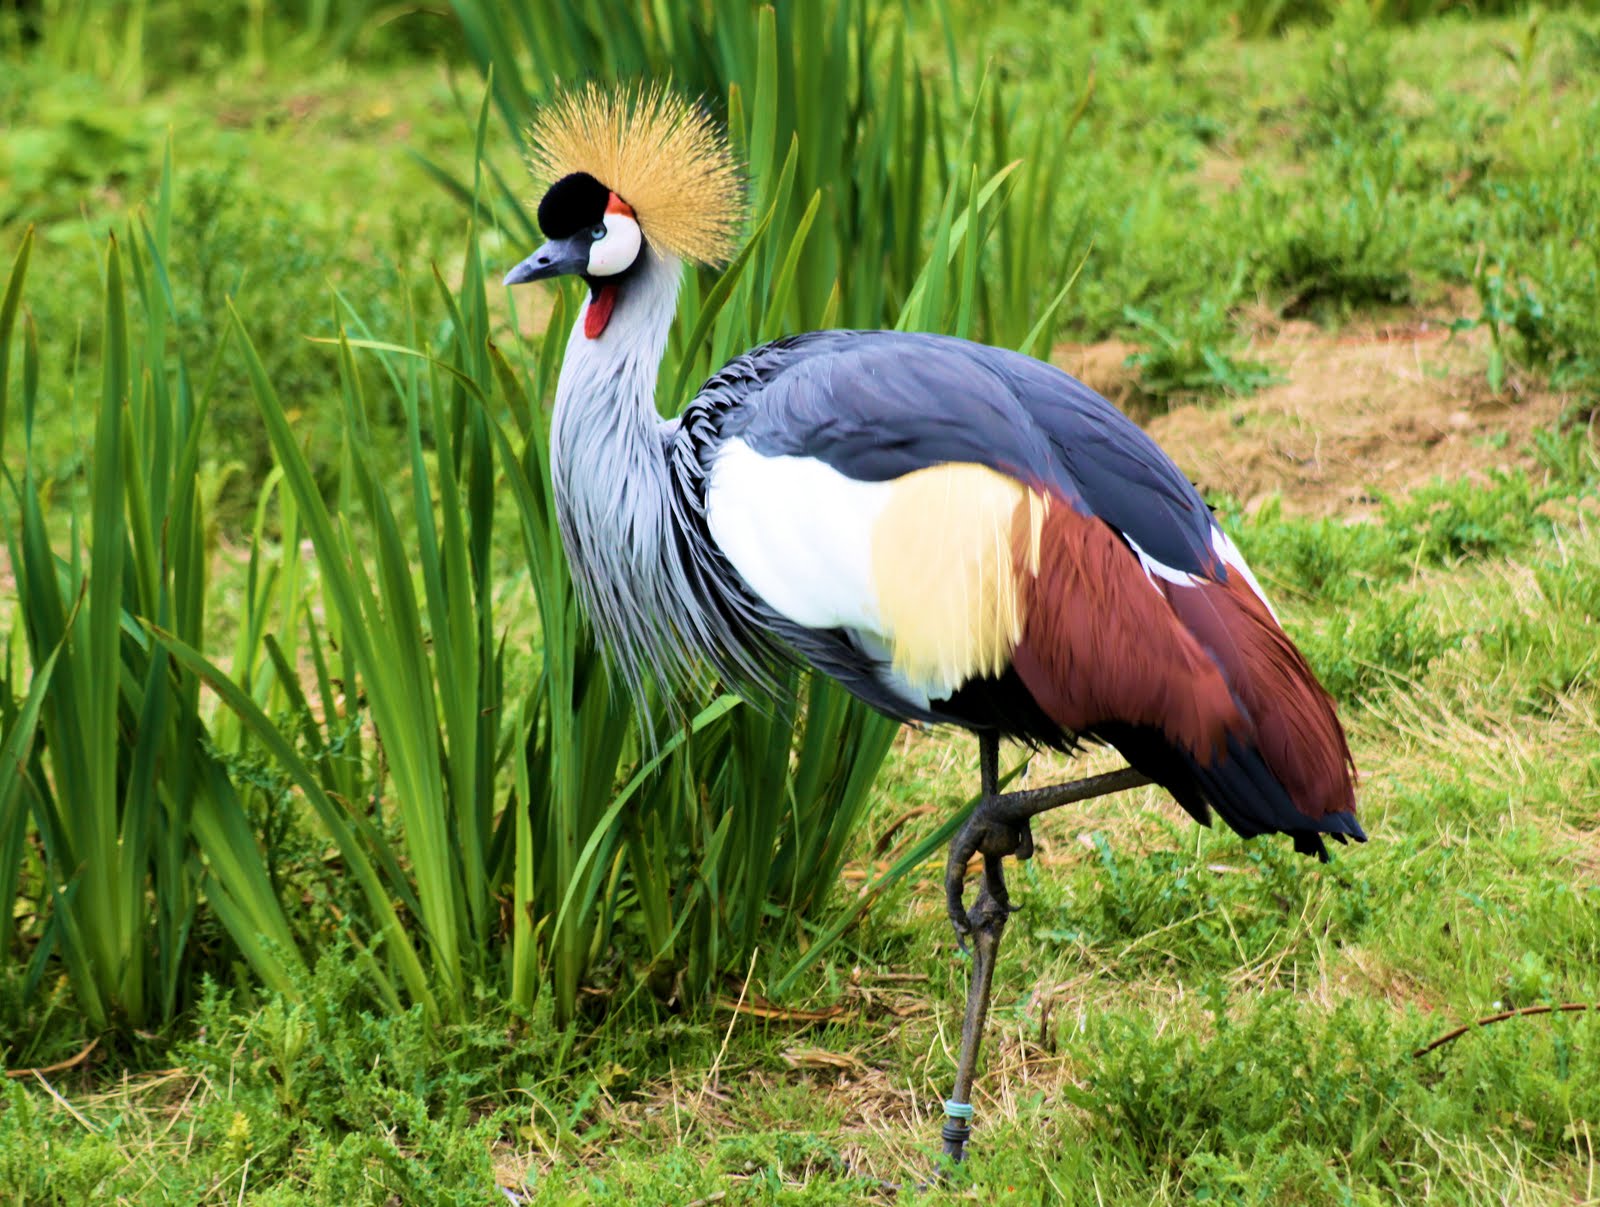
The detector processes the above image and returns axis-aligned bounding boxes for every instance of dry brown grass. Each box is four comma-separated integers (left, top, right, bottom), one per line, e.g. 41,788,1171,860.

1057,305,1577,519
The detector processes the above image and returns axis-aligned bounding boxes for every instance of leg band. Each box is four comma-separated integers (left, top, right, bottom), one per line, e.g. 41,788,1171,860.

942,1099,974,1150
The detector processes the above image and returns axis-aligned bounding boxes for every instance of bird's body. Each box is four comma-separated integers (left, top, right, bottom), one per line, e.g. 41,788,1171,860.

548,244,1360,858
508,84,1362,1165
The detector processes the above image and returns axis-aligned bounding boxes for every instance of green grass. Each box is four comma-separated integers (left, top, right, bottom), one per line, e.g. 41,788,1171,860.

3,0,1599,1202
7,511,1600,1201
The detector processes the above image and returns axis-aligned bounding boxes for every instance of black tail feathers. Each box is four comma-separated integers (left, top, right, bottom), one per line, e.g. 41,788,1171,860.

1093,724,1366,862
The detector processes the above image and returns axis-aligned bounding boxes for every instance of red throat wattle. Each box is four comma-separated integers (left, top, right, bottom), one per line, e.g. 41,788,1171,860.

585,284,618,339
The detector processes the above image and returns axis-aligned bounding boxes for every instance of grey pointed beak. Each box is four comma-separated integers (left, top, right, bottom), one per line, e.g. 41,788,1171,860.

503,237,589,285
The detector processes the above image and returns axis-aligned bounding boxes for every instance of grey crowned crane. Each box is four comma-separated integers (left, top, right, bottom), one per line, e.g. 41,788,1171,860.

503,86,1363,1164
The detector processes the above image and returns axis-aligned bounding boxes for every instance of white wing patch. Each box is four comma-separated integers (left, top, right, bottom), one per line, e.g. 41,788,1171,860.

1125,537,1202,591
706,438,890,632
706,441,1052,710
1211,525,1280,621
1123,527,1280,621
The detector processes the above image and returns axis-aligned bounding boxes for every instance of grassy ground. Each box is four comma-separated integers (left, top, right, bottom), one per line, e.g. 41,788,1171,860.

3,3,1599,1203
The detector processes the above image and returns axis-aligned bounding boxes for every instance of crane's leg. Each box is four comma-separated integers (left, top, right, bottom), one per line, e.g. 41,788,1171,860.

939,733,1009,1166
938,737,1151,1165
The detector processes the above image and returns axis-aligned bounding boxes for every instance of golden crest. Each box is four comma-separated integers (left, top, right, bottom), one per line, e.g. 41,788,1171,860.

527,83,742,267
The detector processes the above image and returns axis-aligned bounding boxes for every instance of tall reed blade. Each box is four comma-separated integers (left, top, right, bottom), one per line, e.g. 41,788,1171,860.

6,180,314,1026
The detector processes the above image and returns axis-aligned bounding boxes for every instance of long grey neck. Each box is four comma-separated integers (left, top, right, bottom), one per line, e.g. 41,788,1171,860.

550,249,681,475
549,249,704,700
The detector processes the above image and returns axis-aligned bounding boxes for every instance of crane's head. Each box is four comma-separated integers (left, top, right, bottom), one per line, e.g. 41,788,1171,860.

503,85,741,339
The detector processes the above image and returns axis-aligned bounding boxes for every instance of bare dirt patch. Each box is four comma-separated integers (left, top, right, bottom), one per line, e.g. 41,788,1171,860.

1057,310,1579,518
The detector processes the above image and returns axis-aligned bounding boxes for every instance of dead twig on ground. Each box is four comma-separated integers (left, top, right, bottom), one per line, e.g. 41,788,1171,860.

5,1037,99,1079
1413,1003,1595,1058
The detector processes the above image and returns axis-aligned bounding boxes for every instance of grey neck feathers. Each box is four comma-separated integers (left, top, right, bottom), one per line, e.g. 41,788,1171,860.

549,248,712,704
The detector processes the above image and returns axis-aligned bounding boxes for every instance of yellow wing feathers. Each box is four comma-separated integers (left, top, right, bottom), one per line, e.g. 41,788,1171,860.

870,465,1048,693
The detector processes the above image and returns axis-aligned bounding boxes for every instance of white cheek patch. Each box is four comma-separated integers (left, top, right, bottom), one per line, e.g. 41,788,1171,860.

587,212,642,277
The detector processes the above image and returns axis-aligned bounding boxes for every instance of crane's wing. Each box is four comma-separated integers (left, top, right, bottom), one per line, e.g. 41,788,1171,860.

685,330,1360,855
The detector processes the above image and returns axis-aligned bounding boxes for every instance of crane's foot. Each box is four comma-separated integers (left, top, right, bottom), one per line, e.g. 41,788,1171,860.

944,793,1032,943
938,859,1011,1169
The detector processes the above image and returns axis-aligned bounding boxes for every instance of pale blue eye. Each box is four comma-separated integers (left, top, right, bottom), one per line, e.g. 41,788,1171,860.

590,224,607,240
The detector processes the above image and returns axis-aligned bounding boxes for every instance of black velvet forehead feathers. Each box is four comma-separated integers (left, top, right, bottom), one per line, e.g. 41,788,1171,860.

538,172,611,240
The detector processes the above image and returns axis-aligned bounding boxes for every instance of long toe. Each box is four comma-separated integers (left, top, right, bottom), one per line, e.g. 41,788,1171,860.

945,846,975,941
